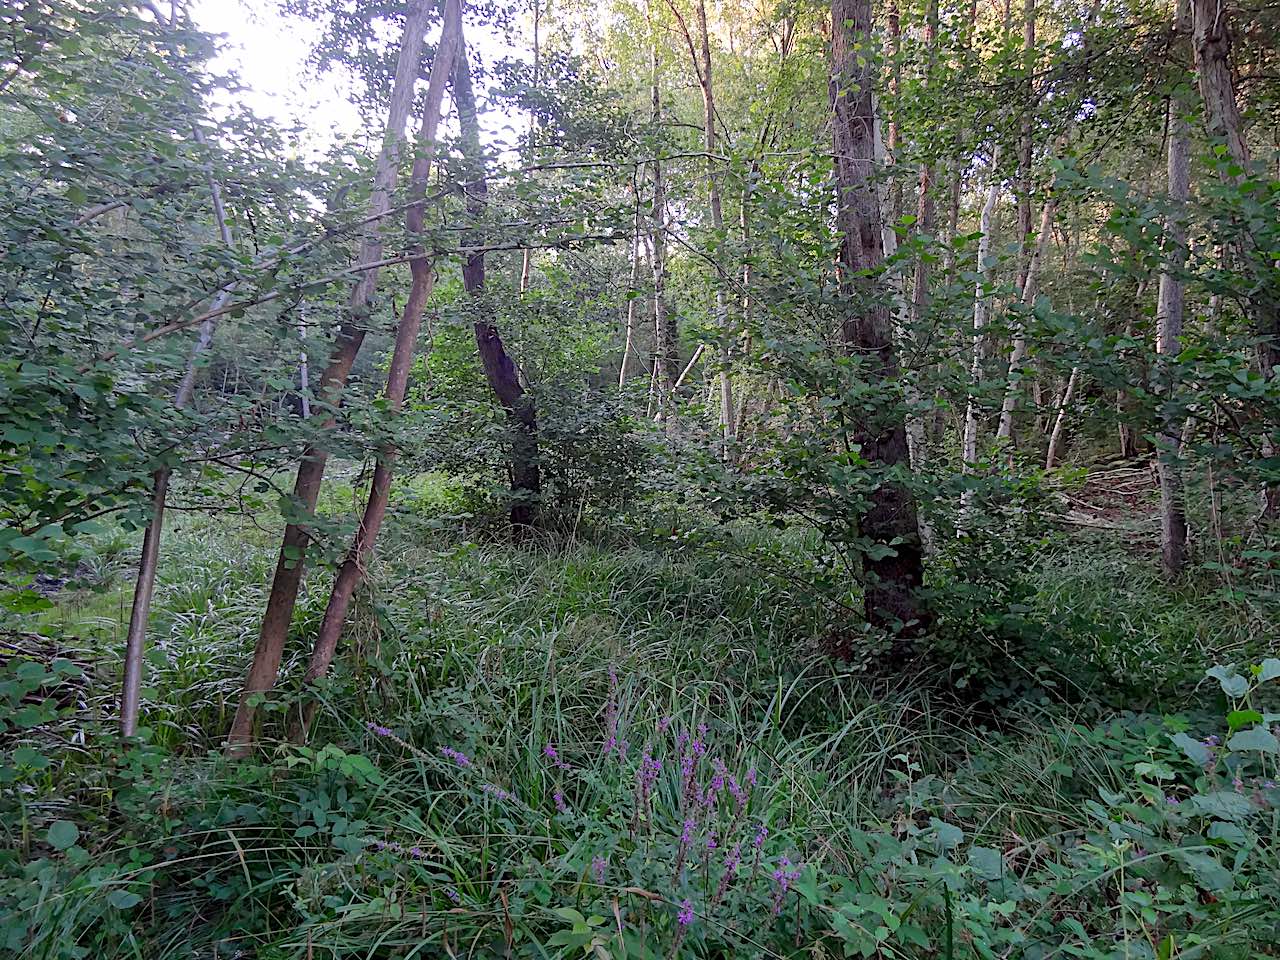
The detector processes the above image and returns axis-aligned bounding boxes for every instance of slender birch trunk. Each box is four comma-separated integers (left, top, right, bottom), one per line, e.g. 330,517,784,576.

618,191,643,388
961,147,1002,522
120,120,235,738
1157,0,1192,576
1045,365,1081,469
996,195,1057,443
226,1,433,756
647,0,678,418
693,0,734,444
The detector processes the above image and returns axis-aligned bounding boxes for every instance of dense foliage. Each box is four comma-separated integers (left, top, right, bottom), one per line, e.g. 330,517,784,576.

2,0,1277,956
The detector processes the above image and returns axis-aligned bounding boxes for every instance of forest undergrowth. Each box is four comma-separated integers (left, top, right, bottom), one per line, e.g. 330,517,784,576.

2,474,1277,960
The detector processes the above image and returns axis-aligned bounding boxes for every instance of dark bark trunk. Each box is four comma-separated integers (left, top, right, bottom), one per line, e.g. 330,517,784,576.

830,0,928,641
454,39,541,533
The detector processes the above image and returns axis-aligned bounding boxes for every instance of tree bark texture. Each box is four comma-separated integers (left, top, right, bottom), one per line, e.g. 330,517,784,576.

226,0,434,756
454,36,541,533
1157,0,1192,576
830,0,928,638
290,0,463,744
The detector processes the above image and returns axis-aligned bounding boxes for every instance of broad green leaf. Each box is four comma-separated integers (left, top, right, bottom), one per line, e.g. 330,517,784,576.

48,821,79,851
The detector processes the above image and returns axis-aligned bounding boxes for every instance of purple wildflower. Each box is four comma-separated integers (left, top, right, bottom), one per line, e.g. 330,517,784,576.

753,822,768,848
408,846,425,859
554,790,567,813
681,817,696,843
544,743,558,760
658,716,672,734
483,784,516,802
706,830,717,851
1264,780,1277,789
367,722,393,737
1165,795,1180,805
608,665,619,689
746,767,758,788
725,843,742,875
1204,734,1220,747
770,857,802,915
675,731,689,752
440,746,471,768
592,856,607,885
445,887,460,904
1233,777,1244,790
677,899,694,927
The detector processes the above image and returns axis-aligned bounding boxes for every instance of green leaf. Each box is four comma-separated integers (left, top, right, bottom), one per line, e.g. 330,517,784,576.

1226,710,1262,732
1226,727,1279,754
929,817,963,851
48,820,79,850
1256,659,1280,683
1176,851,1232,892
1186,791,1253,821
968,845,1004,880
107,890,143,909
1207,666,1248,698
1170,732,1210,767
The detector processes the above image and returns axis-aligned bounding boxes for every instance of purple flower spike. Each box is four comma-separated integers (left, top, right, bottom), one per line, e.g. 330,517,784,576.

367,722,393,737
677,899,694,927
681,818,695,843
658,716,672,734
746,767,758,788
554,790,568,813
753,822,768,849
592,855,607,884
544,743,558,760
440,746,471,768
445,887,460,904
706,830,717,851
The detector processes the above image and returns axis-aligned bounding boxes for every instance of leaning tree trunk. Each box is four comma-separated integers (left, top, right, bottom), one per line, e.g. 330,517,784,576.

1044,365,1081,469
1157,0,1192,576
1191,0,1278,521
454,36,541,533
290,0,462,743
226,0,434,757
830,0,928,640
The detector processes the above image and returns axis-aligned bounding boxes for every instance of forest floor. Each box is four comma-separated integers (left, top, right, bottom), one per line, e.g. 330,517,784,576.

2,475,1278,958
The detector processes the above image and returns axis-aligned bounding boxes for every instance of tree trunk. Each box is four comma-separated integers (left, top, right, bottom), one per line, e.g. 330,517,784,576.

618,192,642,388
693,0,734,444
454,36,541,534
647,0,678,417
1157,0,1192,576
1044,365,1081,469
290,0,462,744
120,122,234,739
996,196,1057,443
226,0,434,757
961,146,1002,522
1191,0,1277,521
1013,0,1036,298
830,0,928,639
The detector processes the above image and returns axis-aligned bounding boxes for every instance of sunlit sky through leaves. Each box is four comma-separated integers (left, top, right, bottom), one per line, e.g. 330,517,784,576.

190,0,529,159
